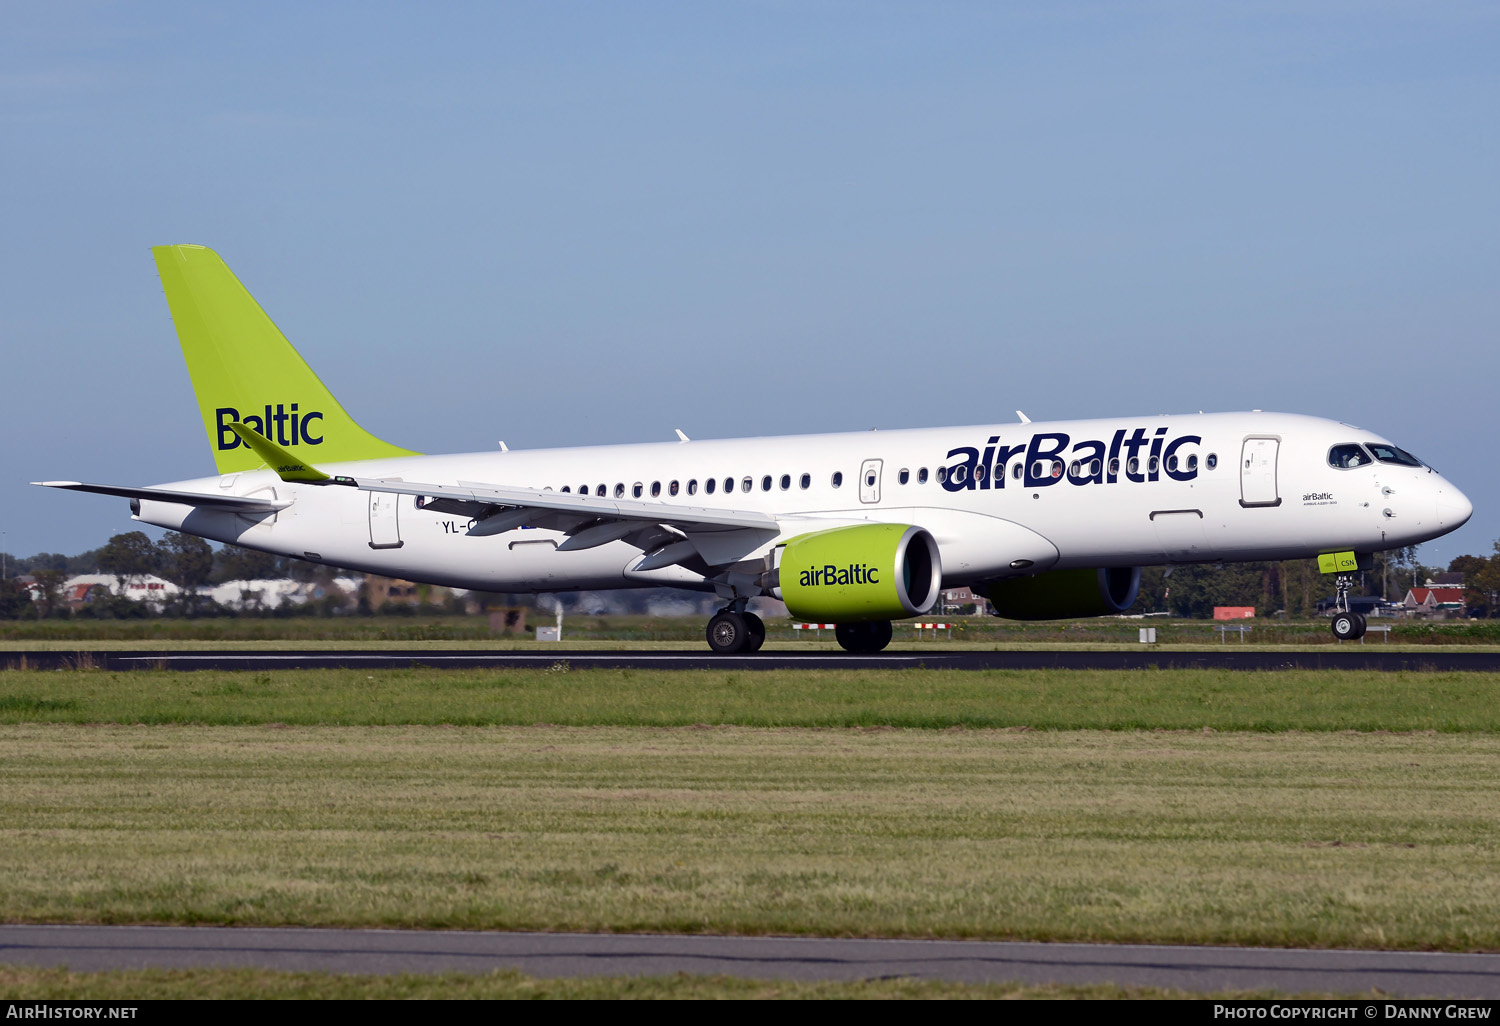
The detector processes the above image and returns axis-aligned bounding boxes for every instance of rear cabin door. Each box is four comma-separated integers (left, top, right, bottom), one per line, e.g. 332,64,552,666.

859,459,883,504
1239,437,1281,508
368,491,404,549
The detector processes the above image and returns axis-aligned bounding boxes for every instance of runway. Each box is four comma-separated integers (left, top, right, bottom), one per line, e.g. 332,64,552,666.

5,648,1499,671
2,925,1497,996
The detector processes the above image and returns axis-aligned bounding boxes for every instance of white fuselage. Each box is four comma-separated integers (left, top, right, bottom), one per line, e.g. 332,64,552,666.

131,412,1473,595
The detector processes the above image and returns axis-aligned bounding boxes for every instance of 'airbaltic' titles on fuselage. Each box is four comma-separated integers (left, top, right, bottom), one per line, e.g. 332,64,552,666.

943,427,1202,491
216,405,323,449
800,564,880,588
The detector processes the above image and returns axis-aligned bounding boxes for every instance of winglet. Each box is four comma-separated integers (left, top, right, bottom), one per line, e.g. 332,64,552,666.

229,422,331,482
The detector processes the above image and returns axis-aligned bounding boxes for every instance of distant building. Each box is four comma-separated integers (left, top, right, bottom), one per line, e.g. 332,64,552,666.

207,577,360,611
62,574,180,608
941,587,983,614
1404,587,1466,618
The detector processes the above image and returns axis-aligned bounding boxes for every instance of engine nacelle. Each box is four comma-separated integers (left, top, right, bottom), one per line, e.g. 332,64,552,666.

771,523,941,623
985,567,1140,620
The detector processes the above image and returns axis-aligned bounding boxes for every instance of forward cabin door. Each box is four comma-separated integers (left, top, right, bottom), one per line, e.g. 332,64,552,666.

1239,437,1281,508
859,459,883,504
368,490,404,549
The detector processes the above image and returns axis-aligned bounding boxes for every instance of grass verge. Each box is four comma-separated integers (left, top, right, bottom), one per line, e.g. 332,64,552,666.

2,725,1498,950
1,667,1497,731
0,965,1343,1000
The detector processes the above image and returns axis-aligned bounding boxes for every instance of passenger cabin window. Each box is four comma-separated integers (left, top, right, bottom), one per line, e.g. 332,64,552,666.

670,480,679,496
1187,454,1198,472
899,468,910,485
687,479,698,495
1012,463,1022,480
742,477,753,493
800,473,810,489
918,468,928,484
614,483,625,498
1328,444,1373,469
561,486,571,493
1148,456,1159,474
724,477,734,493
761,475,772,491
651,482,661,497
832,471,843,488
936,467,946,484
706,478,717,495
1206,454,1218,470
632,483,643,498
780,474,791,490
974,465,985,483
1368,443,1423,468
595,484,606,497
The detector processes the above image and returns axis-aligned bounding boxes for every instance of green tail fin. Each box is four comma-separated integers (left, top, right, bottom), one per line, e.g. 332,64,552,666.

153,244,418,474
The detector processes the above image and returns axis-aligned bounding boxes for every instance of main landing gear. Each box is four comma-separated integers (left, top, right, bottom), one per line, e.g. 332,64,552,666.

834,620,893,654
706,606,765,655
703,607,896,655
1329,573,1367,642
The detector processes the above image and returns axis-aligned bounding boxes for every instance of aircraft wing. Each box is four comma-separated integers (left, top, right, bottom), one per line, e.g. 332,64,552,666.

345,476,778,532
34,481,291,513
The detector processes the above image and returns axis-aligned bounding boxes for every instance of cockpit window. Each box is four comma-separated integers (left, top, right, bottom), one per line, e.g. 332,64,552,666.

1368,443,1424,468
1328,444,1373,469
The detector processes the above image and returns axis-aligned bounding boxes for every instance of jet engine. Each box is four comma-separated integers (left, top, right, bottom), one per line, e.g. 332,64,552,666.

985,567,1140,620
770,523,941,622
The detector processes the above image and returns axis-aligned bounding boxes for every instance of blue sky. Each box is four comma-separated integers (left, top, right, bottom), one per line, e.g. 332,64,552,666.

2,2,1496,568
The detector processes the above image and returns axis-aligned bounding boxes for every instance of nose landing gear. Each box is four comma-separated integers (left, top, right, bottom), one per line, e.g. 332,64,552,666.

1329,574,1367,641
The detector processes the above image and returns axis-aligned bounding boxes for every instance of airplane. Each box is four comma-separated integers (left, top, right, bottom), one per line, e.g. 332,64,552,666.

37,245,1474,653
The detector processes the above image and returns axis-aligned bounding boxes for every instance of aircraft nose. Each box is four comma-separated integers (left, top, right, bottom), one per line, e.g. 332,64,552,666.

1436,481,1473,530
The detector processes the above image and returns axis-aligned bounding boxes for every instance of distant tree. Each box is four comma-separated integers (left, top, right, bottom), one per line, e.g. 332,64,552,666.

212,544,282,583
28,568,67,618
1464,542,1500,619
99,532,160,592
157,532,214,607
0,577,25,619
65,547,104,575
21,552,68,573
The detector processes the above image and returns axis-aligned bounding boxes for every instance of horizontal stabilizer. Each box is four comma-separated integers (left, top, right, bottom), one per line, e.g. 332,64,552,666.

228,421,331,482
34,481,290,513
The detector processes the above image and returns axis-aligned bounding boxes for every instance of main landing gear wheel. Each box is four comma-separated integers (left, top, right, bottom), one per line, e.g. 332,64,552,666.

835,620,894,654
1331,611,1367,642
707,611,753,654
743,612,766,652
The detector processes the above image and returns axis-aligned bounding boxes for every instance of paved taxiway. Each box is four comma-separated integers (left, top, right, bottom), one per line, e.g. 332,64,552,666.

3,926,1498,997
5,649,1499,671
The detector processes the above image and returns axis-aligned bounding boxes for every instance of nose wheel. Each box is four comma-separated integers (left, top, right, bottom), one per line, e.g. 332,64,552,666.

1329,573,1367,641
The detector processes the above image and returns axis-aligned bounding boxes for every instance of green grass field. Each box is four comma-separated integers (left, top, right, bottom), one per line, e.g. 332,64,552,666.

0,966,1336,1000
2,723,1498,950
1,666,1497,731
2,614,1497,649
2,664,1498,1000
